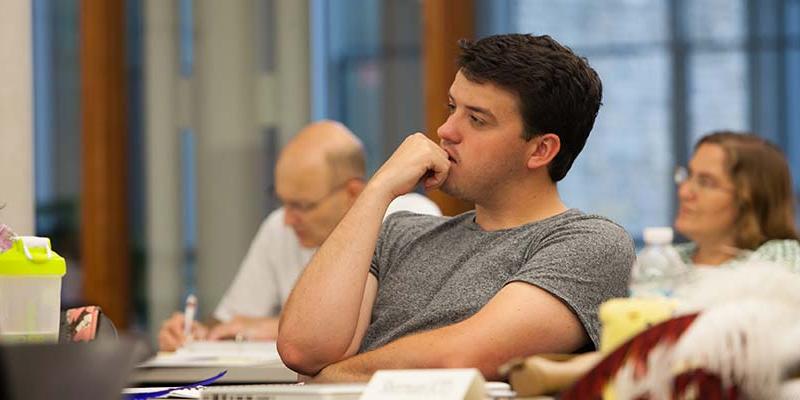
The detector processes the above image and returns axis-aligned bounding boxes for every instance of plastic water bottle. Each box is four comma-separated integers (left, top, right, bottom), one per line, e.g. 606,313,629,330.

630,227,689,298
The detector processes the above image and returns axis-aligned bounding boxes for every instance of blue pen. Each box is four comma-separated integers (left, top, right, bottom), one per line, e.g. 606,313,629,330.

125,370,227,399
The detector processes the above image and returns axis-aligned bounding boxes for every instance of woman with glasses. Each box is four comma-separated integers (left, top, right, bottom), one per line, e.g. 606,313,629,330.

673,131,800,270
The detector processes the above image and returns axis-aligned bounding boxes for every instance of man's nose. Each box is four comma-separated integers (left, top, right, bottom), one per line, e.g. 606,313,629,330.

436,114,460,144
283,209,300,226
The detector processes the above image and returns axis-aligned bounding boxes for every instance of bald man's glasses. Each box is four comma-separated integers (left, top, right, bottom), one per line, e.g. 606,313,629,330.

279,180,355,214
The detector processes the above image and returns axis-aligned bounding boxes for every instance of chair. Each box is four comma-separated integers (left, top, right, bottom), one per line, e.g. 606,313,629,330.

59,305,118,343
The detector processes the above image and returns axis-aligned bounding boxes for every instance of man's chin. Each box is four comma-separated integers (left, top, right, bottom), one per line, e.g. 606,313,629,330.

440,179,470,201
439,178,457,197
297,237,320,248
293,232,316,248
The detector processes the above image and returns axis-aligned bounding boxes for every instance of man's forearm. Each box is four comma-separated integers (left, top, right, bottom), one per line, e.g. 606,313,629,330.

307,281,590,383
207,316,279,340
247,316,280,340
312,358,374,383
311,341,428,383
278,186,392,372
309,327,498,383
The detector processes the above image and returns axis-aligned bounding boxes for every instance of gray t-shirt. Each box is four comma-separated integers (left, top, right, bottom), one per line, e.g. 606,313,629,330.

360,209,634,353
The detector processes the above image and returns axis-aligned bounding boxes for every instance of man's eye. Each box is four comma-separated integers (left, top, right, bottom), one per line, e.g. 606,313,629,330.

470,115,485,127
446,103,456,114
286,201,312,211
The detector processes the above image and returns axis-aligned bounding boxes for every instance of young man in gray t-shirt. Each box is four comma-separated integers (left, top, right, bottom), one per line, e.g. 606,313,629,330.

278,34,635,381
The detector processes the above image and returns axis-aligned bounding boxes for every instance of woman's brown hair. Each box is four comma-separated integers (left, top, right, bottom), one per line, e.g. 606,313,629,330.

697,131,799,249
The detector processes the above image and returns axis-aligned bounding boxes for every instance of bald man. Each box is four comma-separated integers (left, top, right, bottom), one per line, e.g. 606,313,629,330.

158,121,440,351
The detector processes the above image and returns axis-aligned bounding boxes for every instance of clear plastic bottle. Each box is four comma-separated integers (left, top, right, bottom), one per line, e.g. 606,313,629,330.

630,227,690,298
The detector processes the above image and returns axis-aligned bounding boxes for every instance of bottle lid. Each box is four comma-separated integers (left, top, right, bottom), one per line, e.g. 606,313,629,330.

643,227,674,245
0,236,66,276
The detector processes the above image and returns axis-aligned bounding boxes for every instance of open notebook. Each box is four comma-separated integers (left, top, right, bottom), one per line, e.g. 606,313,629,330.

194,381,514,400
132,340,296,384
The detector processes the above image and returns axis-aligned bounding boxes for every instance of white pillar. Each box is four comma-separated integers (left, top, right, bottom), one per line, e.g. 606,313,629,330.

142,0,313,332
193,0,263,316
144,0,183,337
274,0,311,144
0,0,34,235
192,0,312,316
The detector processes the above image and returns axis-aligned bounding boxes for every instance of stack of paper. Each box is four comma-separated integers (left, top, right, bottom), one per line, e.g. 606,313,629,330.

140,340,282,367
131,340,296,385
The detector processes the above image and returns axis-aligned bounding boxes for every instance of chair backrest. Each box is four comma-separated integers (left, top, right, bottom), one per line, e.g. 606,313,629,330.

59,305,117,343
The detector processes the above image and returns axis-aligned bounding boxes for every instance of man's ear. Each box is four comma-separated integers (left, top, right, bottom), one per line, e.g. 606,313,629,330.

526,133,561,170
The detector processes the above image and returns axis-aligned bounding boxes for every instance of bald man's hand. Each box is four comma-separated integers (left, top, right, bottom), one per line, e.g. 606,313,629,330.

369,133,451,198
158,312,209,351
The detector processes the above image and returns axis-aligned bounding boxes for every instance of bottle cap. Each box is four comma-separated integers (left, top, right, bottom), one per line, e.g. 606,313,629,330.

0,236,66,276
643,227,674,245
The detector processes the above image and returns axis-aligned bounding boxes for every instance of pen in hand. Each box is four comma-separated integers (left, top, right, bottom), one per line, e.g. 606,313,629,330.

183,294,197,343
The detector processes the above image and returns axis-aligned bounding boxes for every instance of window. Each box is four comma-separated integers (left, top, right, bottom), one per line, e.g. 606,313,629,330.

481,0,800,238
33,0,82,305
311,0,424,174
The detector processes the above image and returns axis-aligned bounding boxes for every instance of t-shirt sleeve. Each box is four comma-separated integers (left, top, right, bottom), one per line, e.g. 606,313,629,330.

370,212,402,279
214,213,282,321
508,218,635,349
369,211,426,279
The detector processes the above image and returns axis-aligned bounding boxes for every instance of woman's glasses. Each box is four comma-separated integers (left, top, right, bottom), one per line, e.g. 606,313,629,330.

674,166,735,194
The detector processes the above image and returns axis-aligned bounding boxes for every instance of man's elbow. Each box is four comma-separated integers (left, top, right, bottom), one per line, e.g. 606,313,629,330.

277,337,323,375
277,334,346,376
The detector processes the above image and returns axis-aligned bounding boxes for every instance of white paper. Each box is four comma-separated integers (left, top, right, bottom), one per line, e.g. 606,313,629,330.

139,340,281,368
360,368,486,400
